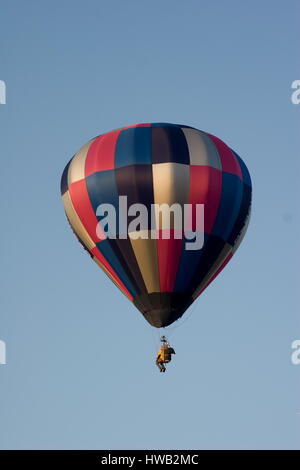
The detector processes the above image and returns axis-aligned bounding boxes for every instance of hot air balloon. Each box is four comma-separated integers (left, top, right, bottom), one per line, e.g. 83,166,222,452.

61,123,251,328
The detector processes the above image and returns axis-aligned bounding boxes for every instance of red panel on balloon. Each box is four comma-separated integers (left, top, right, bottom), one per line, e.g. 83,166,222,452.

188,165,222,234
85,131,120,175
157,230,184,292
208,134,243,180
68,179,106,242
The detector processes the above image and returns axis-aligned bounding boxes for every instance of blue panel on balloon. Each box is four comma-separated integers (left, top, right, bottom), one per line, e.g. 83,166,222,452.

115,127,152,167
212,173,244,242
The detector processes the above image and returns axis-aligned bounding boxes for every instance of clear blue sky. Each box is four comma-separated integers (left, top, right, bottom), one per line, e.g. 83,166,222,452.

0,0,299,450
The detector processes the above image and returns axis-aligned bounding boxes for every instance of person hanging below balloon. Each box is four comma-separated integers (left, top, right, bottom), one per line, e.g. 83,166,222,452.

155,336,176,372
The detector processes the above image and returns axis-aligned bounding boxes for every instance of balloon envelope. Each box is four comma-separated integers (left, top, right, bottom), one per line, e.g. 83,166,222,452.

61,123,251,327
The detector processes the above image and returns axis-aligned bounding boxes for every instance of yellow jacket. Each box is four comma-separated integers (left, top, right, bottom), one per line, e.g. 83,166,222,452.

156,345,176,363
